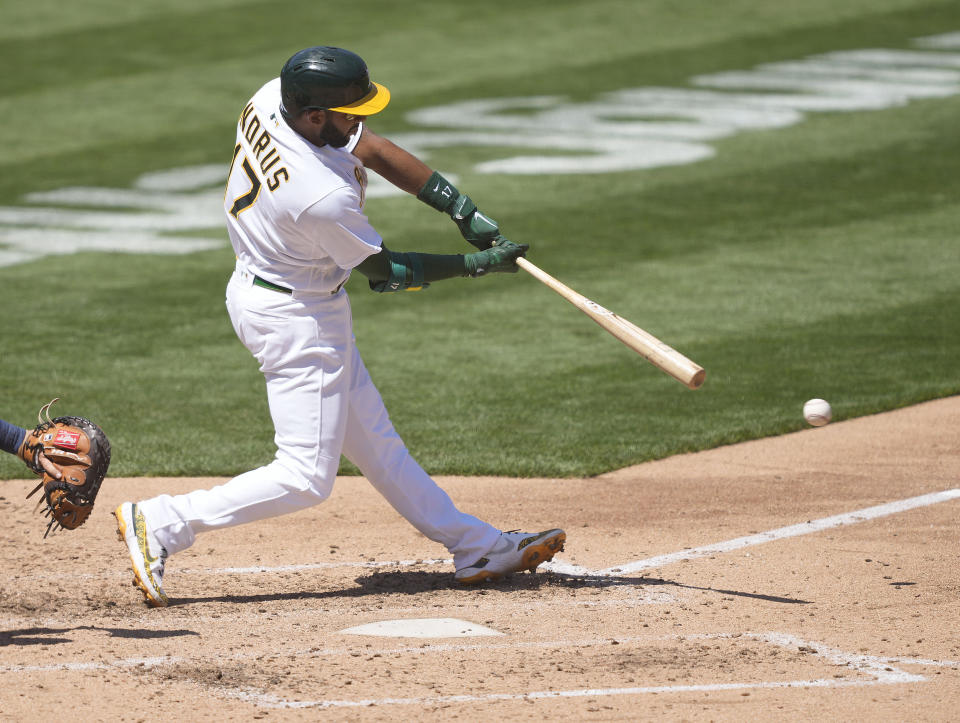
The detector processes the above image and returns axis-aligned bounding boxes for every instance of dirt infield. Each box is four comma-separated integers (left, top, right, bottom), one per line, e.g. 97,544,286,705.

2,396,958,721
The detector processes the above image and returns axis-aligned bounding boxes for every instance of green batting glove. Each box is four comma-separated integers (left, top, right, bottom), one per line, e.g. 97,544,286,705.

452,196,501,250
463,237,529,277
417,171,501,250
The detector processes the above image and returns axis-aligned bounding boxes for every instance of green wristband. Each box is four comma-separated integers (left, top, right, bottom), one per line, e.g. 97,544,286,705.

417,171,460,214
369,251,429,292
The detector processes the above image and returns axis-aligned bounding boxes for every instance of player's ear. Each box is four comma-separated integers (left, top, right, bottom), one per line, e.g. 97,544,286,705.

305,109,326,127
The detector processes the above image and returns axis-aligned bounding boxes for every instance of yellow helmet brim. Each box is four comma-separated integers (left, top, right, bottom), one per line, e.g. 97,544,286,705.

327,81,390,116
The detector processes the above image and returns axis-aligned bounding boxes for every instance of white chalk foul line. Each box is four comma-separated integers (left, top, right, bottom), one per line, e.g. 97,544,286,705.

0,633,669,674
544,488,960,578
3,630,954,685
193,558,450,575
0,558,454,582
5,490,955,584
230,677,913,710
3,631,953,713
0,657,177,674
164,488,960,580
213,631,935,710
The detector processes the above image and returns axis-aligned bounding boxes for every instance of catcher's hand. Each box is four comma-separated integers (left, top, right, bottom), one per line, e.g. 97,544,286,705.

18,398,111,537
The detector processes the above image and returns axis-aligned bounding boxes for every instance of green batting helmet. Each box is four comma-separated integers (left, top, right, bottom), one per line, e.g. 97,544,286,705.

280,46,390,117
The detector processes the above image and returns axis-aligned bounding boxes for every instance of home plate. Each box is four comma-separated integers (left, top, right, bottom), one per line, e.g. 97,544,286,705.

340,618,504,638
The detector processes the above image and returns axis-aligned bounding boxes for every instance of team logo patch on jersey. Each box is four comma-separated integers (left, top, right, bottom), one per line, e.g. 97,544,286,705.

53,428,82,450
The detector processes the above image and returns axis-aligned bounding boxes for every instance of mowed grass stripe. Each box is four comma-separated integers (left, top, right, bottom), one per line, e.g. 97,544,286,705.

3,1,958,167
3,0,945,93
1,117,958,478
376,291,959,477
0,0,255,42
0,286,955,479
2,2,958,477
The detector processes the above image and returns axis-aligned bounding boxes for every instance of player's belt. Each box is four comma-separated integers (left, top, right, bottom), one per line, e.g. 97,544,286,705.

252,275,347,296
253,276,293,294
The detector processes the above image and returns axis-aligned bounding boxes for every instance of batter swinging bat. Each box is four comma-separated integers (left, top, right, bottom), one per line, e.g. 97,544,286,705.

516,258,706,390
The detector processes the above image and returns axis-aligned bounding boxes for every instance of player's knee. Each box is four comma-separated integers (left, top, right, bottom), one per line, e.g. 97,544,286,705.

288,469,334,502
275,456,336,502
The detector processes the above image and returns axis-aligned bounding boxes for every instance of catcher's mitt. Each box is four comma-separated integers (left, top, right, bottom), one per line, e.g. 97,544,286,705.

18,399,111,537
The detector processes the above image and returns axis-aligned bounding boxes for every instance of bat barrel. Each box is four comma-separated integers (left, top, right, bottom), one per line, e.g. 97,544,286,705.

516,258,705,390
609,313,705,389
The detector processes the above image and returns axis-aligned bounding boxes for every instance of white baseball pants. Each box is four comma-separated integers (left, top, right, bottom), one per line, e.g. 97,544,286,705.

139,268,500,569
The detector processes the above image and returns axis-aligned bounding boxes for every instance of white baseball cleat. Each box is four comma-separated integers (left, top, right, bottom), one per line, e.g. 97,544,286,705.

114,502,169,607
455,529,566,584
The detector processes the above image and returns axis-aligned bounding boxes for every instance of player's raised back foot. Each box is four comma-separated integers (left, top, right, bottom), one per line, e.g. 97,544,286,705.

455,529,566,584
114,502,169,607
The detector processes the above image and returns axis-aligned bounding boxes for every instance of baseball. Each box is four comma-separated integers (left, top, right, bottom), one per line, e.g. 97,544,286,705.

803,398,832,427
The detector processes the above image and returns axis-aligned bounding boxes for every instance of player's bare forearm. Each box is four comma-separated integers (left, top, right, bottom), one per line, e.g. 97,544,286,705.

354,129,432,195
355,128,506,252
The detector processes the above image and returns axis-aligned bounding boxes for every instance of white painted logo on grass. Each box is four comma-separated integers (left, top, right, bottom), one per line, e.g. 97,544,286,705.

0,165,226,268
0,165,405,268
2,32,958,267
393,32,960,175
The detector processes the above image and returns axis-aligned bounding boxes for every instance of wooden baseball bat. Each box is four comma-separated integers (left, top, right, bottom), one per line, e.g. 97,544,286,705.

516,257,705,390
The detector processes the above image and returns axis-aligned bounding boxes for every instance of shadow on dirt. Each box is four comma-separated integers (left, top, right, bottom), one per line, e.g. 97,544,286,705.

0,625,200,647
628,575,811,604
166,569,809,606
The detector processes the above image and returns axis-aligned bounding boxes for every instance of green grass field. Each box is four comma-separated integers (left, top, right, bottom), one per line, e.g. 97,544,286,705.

1,0,958,479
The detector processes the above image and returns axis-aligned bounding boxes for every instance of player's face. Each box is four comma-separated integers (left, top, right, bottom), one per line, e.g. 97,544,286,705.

319,111,364,148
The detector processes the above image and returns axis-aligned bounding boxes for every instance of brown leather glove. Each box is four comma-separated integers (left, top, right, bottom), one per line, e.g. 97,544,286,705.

19,399,111,536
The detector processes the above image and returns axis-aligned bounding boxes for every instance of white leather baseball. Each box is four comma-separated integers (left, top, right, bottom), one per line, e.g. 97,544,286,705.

803,398,832,427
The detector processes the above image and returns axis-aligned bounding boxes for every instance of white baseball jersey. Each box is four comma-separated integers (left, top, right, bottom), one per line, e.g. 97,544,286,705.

224,78,381,293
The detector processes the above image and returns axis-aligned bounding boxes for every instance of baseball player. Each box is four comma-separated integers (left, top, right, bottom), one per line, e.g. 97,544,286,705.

115,46,565,607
